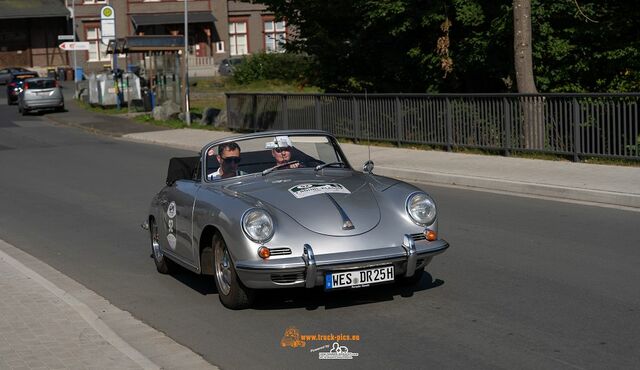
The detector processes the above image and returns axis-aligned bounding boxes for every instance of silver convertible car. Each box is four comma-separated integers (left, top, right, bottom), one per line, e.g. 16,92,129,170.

144,130,449,309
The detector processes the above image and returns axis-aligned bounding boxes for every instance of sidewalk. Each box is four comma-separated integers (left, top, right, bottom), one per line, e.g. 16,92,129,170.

121,129,640,210
0,239,217,370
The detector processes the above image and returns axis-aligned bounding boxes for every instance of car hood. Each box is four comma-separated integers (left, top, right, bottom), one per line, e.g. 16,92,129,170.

224,171,396,236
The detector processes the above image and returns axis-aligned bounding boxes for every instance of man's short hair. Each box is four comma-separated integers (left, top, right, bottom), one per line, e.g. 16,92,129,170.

218,141,240,156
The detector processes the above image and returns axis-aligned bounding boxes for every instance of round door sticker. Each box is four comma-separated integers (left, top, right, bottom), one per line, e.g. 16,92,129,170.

167,201,177,218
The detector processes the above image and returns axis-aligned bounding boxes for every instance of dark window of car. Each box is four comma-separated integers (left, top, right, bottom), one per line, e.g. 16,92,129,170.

28,80,57,89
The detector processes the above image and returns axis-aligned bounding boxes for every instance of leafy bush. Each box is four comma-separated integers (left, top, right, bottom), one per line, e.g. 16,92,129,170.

232,52,313,84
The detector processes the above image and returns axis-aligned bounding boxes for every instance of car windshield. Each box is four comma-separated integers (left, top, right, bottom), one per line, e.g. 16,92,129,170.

205,134,347,181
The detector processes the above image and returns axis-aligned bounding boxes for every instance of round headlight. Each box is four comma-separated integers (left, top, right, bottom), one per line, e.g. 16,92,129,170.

406,192,437,225
242,208,275,242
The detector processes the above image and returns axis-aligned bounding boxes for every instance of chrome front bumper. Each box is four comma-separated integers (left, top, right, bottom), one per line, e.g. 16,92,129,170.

235,234,449,289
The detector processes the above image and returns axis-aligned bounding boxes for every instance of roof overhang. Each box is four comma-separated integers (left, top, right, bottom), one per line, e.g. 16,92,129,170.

0,0,70,19
130,12,216,29
107,36,186,54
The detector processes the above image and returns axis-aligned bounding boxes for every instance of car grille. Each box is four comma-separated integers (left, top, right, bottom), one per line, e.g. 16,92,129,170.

410,233,426,241
271,273,304,284
270,247,292,256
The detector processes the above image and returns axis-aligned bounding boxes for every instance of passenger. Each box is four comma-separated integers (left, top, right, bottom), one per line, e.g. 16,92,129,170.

208,141,243,180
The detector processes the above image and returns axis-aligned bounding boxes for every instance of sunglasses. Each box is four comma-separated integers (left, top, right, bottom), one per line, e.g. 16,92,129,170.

274,147,291,153
222,156,241,164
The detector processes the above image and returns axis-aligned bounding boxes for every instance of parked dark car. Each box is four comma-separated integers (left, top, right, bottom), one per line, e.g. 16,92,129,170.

6,73,39,105
218,57,244,76
18,77,64,115
0,67,36,85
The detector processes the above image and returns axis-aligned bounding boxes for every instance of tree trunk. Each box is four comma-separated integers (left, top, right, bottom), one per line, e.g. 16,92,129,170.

513,0,544,149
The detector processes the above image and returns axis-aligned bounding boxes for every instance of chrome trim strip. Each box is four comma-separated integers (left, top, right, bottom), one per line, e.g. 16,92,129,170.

403,234,417,277
235,239,449,272
325,194,355,230
303,244,317,288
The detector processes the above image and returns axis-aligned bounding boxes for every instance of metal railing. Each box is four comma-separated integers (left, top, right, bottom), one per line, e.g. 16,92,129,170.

226,93,640,161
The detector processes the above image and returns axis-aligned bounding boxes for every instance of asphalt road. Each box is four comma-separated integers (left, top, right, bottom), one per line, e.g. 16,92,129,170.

0,91,639,369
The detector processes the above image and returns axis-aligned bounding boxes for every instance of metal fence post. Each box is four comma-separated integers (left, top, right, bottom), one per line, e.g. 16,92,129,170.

395,97,403,147
251,95,258,132
282,94,288,130
445,97,453,151
314,95,322,130
353,96,360,143
503,97,511,157
225,93,230,129
573,98,581,162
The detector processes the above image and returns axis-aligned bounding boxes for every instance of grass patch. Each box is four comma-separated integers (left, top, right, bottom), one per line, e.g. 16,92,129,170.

190,76,323,94
76,100,141,115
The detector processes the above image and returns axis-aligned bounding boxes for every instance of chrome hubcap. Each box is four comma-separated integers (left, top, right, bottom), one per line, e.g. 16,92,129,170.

215,245,232,295
151,224,163,261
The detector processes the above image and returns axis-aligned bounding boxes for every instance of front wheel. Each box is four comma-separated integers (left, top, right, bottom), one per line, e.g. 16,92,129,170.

213,233,254,309
149,219,173,274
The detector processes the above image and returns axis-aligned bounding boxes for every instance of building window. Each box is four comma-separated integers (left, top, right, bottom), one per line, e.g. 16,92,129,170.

82,0,107,4
264,20,286,53
229,21,248,56
86,26,110,62
215,41,225,53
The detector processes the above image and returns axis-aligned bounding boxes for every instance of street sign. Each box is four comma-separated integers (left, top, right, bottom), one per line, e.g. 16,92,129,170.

58,35,74,41
59,42,91,51
100,6,116,46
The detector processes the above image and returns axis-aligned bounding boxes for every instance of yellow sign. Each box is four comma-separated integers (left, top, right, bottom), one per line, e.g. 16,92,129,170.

102,7,113,17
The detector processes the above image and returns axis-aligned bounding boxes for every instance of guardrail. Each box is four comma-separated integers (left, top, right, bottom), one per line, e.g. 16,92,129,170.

226,93,640,161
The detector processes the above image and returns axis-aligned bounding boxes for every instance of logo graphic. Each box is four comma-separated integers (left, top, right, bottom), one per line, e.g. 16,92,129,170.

280,326,306,348
288,183,351,199
166,201,177,249
102,7,113,17
318,342,359,360
167,201,177,218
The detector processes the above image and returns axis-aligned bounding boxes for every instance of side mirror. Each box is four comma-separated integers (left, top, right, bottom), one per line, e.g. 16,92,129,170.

363,160,374,174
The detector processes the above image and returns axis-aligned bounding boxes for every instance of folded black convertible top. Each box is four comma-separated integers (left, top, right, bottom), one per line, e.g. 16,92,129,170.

166,156,199,185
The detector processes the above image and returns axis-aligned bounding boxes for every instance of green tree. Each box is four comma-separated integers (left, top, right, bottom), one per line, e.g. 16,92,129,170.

259,0,640,93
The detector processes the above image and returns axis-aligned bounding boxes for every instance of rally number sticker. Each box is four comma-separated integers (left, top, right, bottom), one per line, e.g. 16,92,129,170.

288,183,351,199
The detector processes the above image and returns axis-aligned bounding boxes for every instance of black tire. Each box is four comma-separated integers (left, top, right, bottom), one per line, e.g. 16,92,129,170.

7,98,14,106
149,219,173,274
212,233,254,309
398,267,424,286
21,108,29,116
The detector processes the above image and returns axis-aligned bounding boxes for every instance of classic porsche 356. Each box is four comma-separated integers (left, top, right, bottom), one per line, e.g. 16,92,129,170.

144,130,449,309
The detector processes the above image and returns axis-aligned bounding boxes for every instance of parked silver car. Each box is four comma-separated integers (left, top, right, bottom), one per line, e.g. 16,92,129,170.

18,77,64,115
144,130,449,309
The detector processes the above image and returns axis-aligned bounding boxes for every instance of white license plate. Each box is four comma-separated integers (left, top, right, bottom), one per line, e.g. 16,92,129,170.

325,266,394,289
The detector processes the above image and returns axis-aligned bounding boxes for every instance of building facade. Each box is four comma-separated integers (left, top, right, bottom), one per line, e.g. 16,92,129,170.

67,0,286,74
0,0,70,69
0,1,288,74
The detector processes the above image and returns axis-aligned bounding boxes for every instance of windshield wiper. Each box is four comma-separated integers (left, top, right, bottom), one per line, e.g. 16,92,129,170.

261,161,300,176
314,162,347,171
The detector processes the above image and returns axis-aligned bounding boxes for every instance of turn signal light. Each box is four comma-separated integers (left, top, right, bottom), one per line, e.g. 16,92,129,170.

425,230,437,241
258,246,271,259
23,82,29,90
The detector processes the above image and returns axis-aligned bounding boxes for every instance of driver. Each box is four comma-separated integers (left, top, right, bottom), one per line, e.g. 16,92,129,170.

208,141,244,180
270,136,301,169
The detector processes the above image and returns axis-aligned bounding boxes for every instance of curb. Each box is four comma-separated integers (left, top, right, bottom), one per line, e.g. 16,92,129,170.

0,238,218,370
377,166,640,210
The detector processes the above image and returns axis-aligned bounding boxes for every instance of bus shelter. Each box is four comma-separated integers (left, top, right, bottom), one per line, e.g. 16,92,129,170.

107,35,186,110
